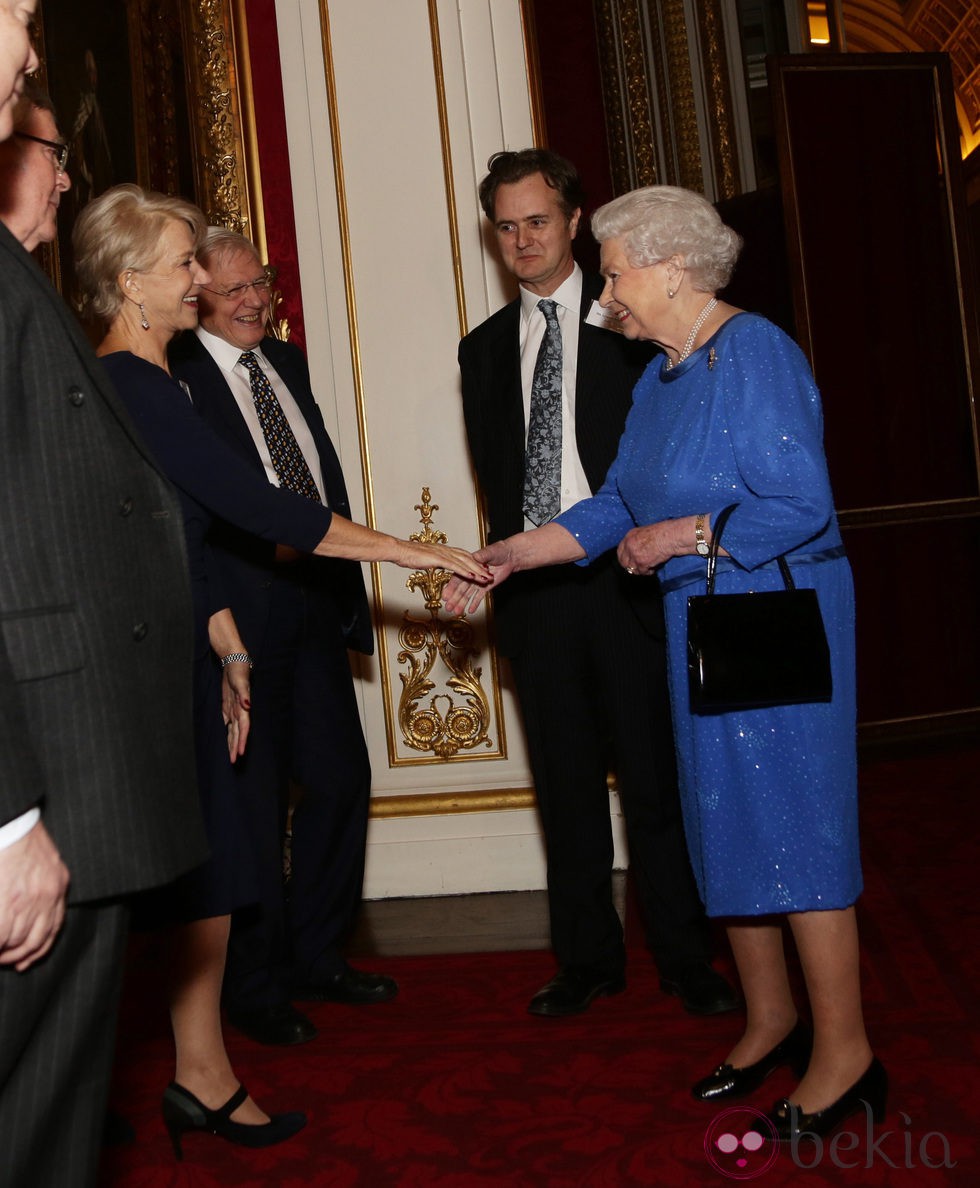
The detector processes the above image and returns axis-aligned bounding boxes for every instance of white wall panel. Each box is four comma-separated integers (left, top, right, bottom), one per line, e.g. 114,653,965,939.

273,0,627,896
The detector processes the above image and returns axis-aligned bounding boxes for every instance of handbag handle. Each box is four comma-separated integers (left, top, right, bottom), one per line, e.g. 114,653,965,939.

704,503,795,595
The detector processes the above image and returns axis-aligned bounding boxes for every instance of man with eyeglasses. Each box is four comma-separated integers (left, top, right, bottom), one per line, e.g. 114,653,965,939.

170,228,397,1049
0,77,70,251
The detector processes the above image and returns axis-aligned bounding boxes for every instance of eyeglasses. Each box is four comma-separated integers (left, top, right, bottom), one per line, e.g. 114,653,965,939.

204,273,273,300
15,132,69,173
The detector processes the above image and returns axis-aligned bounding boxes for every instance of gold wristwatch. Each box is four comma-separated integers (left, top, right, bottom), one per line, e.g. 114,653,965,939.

695,513,710,557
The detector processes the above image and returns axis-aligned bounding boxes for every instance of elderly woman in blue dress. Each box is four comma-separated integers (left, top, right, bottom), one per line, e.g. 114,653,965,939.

446,185,884,1141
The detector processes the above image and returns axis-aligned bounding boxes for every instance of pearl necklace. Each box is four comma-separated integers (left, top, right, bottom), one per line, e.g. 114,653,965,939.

664,296,718,370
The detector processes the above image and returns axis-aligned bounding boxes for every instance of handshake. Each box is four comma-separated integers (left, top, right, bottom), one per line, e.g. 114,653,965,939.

398,538,515,616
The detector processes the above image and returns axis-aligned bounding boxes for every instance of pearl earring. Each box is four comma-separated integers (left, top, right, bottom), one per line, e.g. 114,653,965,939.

139,303,150,331
666,288,676,299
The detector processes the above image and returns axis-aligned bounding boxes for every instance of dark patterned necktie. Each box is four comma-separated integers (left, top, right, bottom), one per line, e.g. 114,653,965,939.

522,298,563,526
239,351,321,503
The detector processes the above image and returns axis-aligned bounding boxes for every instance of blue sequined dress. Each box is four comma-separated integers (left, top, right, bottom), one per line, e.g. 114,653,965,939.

558,313,861,916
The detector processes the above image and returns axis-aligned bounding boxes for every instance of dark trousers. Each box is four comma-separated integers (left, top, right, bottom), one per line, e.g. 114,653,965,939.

507,561,710,977
225,576,371,1009
0,901,128,1188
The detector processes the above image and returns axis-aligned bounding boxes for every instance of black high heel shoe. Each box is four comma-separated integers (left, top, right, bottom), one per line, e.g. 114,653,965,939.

692,1020,812,1102
769,1056,888,1141
162,1081,306,1160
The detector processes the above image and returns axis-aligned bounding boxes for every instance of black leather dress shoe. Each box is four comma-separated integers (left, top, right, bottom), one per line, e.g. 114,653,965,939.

769,1057,887,1141
224,1002,317,1046
660,961,741,1016
692,1020,812,1101
527,967,626,1017
293,966,398,1005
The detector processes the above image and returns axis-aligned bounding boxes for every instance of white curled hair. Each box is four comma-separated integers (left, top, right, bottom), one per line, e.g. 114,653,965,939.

591,185,742,292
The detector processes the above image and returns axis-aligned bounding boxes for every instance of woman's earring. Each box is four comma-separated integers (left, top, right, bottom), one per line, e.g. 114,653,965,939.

666,288,676,299
139,303,150,331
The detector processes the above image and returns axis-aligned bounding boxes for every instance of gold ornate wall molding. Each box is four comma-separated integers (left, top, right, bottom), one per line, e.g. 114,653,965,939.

594,0,663,191
398,490,495,760
183,0,266,254
696,0,740,198
35,0,264,290
592,0,741,199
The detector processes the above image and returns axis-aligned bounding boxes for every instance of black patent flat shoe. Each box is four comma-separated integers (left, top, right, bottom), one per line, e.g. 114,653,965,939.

769,1056,887,1141
692,1019,812,1102
162,1082,306,1161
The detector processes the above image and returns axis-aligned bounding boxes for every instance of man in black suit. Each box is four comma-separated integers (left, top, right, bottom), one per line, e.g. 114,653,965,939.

458,150,737,1017
0,22,206,1183
170,229,396,1047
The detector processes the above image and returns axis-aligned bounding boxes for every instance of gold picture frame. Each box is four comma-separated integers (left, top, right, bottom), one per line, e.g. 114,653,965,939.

33,0,264,297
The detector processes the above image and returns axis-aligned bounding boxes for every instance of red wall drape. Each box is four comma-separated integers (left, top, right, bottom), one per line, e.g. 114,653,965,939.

244,0,306,349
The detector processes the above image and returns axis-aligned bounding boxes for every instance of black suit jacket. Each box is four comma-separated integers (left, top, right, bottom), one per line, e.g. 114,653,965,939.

458,271,662,654
0,223,206,902
169,333,373,656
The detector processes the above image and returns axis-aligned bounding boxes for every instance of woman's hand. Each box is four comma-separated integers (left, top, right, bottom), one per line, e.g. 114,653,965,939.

221,661,251,762
390,540,493,581
617,515,723,574
312,515,490,582
617,520,686,575
443,540,518,615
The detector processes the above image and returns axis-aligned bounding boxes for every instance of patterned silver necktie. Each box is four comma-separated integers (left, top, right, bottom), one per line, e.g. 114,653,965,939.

523,298,563,526
239,351,321,503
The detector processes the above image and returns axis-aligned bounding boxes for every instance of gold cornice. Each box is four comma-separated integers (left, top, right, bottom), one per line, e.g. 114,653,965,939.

371,787,536,818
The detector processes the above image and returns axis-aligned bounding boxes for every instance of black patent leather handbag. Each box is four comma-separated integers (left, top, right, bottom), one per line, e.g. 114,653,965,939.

686,504,833,714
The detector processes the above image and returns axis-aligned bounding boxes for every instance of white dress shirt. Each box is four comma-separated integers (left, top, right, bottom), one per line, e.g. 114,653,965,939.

194,327,327,504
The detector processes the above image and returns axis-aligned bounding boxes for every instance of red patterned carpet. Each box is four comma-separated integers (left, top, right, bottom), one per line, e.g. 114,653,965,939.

100,747,979,1186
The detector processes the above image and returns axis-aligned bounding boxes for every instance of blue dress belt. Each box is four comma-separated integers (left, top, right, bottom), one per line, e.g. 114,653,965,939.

658,545,847,595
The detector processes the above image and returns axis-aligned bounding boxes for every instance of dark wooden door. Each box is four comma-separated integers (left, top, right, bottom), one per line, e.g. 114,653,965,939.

768,53,980,748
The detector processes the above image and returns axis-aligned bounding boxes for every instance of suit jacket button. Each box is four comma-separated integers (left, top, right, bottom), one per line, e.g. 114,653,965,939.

119,497,134,517
67,386,85,406
131,622,148,642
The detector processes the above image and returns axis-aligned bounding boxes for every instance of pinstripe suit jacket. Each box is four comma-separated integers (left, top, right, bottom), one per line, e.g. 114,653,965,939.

458,270,664,655
0,223,206,903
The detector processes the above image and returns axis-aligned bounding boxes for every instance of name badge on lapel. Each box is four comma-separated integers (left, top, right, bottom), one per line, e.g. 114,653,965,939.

584,299,623,334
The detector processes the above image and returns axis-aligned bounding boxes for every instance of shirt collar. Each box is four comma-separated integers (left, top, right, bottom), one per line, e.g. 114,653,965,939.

519,262,582,324
195,324,269,374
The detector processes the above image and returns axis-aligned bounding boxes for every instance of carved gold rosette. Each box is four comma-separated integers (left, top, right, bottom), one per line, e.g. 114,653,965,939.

397,490,494,760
